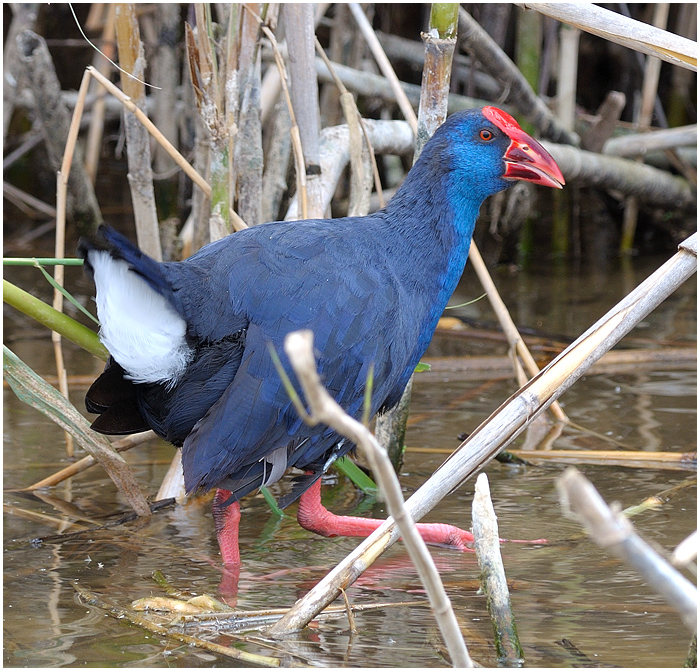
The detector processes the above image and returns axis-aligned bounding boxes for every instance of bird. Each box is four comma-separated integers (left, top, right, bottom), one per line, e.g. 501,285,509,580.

79,106,564,570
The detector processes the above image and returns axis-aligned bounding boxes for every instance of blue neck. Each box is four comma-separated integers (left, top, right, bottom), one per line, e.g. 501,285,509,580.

384,165,483,374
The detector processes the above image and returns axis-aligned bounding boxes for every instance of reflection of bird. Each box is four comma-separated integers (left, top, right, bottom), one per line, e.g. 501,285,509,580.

80,107,564,569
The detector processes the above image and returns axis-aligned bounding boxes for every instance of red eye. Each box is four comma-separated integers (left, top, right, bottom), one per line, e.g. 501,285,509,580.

480,129,493,141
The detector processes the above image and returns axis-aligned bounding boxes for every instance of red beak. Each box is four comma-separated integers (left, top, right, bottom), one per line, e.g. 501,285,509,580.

483,107,565,189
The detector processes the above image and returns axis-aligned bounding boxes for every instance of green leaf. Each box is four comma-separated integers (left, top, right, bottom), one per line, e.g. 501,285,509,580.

34,261,99,325
444,292,487,309
260,486,285,517
335,456,377,494
414,362,431,372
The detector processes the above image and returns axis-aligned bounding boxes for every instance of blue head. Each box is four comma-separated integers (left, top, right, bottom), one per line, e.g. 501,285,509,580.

407,107,565,212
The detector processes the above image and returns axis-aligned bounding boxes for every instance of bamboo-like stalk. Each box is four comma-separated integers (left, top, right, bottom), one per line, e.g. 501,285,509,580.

273,331,473,667
51,67,93,457
4,346,150,517
261,23,309,220
376,3,460,472
235,5,264,226
557,467,697,632
620,3,670,255
517,2,696,71
283,4,324,219
3,279,108,359
269,234,696,632
114,3,162,260
556,24,580,132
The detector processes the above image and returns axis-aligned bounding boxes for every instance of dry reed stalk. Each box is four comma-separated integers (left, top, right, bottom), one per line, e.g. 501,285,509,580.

51,69,93,458
557,467,697,632
272,331,473,667
517,2,696,70
235,4,264,226
261,23,309,219
152,3,181,176
620,3,670,255
349,2,418,134
114,2,162,260
283,4,324,218
556,24,580,132
85,66,247,230
472,473,523,665
267,234,696,632
85,4,116,183
21,431,155,491
314,38,382,215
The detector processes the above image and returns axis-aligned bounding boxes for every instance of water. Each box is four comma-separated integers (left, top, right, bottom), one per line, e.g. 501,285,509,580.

4,250,696,667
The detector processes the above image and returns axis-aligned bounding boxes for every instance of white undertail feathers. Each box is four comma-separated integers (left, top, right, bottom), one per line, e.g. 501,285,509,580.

89,251,192,385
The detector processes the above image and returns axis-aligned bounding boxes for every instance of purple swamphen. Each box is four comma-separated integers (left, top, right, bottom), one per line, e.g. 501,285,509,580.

79,107,564,571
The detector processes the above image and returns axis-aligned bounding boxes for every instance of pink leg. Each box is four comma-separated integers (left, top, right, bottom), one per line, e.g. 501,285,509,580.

297,478,475,551
212,489,242,597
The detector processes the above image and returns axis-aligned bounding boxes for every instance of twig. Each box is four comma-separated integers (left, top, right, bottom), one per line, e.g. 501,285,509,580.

472,473,523,664
556,467,697,632
603,125,697,158
270,331,472,668
114,3,161,259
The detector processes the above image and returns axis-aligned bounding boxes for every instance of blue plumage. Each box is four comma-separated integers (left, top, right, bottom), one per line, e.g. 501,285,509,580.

80,108,549,508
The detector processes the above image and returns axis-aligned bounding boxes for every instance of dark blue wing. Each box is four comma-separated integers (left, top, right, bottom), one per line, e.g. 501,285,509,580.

179,216,420,497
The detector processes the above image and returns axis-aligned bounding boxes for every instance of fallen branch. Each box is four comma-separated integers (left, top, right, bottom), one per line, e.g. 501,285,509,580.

556,467,697,632
267,234,696,632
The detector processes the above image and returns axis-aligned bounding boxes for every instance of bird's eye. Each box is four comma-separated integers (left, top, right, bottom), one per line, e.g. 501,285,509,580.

479,129,494,141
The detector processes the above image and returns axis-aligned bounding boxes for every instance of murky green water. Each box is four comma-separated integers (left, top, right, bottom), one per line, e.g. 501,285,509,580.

4,250,696,667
